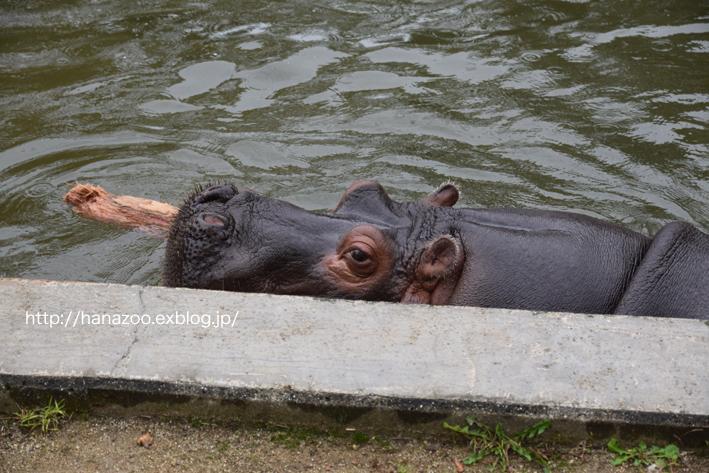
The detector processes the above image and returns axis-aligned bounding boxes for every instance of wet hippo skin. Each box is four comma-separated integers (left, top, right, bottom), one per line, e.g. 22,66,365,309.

162,180,709,319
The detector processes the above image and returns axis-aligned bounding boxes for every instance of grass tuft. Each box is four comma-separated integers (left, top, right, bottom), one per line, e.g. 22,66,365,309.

445,417,552,472
14,397,68,432
607,438,680,469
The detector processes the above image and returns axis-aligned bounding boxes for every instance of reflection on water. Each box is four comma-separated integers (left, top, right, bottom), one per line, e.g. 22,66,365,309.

0,0,708,286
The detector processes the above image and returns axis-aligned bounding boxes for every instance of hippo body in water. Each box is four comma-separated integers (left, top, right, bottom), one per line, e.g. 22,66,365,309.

162,181,709,319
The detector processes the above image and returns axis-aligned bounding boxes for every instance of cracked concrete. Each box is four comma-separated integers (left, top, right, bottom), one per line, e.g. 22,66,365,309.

0,278,707,443
111,324,140,377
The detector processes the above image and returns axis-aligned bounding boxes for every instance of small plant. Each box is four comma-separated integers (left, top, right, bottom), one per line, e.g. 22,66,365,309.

372,435,394,450
215,439,230,453
269,431,302,449
268,425,323,450
396,463,411,473
445,417,552,472
189,417,216,428
353,432,370,443
14,397,67,432
607,438,679,469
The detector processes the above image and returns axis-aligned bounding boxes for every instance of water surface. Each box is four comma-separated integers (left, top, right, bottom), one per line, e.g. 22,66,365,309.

1,0,708,285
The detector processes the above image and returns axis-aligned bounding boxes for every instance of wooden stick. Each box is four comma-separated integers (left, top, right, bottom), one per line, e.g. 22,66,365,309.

63,183,178,239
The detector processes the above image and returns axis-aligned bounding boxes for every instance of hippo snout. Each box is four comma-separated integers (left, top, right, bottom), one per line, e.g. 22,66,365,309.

199,184,237,203
198,213,228,228
192,212,234,241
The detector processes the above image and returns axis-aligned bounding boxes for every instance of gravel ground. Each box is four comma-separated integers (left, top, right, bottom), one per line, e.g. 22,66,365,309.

1,415,707,473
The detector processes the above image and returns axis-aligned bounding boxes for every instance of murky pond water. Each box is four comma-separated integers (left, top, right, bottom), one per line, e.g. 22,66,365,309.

1,0,708,286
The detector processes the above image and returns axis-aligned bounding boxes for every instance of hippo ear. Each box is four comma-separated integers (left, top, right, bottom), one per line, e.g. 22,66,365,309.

416,235,464,280
331,180,398,223
422,183,459,207
402,235,465,305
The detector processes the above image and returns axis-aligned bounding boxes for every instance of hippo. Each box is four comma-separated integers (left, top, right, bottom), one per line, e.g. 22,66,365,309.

162,180,709,319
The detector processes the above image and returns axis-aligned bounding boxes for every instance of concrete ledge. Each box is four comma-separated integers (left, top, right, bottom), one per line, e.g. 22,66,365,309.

1,278,707,445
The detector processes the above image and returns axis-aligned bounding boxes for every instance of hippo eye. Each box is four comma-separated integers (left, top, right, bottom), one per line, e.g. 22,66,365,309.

344,246,377,278
328,225,392,285
350,249,369,263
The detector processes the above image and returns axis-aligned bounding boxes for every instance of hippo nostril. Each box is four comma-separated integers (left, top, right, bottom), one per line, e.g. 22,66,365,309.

201,185,237,203
197,213,229,230
202,214,226,226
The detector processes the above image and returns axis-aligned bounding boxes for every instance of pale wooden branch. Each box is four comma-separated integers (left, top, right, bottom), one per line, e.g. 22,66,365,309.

63,183,178,239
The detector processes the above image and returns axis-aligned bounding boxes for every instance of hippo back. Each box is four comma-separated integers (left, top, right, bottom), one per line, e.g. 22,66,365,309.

614,222,709,319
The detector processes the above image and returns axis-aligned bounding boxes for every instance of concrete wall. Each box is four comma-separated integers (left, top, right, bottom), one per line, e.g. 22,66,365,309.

1,278,707,444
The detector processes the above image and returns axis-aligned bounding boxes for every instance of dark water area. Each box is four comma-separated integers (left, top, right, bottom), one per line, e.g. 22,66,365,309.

1,0,708,286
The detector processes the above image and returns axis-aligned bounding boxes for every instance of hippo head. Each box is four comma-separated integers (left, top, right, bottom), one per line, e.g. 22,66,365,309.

162,180,464,304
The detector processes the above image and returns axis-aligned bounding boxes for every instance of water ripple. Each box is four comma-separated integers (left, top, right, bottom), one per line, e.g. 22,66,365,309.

1,0,708,285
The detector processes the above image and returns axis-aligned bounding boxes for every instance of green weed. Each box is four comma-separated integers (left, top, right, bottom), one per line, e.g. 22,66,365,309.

269,425,323,450
372,435,394,450
215,439,230,453
14,397,67,432
445,417,552,472
607,438,679,469
189,417,216,428
396,463,411,473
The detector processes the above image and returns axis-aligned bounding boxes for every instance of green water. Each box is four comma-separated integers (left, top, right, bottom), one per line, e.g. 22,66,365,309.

1,0,708,286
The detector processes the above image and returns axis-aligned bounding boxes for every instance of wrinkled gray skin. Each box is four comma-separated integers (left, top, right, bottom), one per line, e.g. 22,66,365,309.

163,180,709,319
